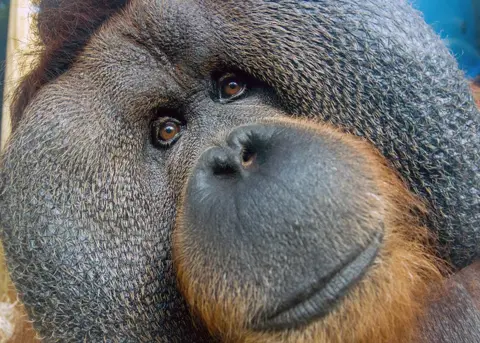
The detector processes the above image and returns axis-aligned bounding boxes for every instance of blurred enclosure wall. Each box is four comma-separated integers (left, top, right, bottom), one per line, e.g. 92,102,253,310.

0,0,36,304
1,0,36,150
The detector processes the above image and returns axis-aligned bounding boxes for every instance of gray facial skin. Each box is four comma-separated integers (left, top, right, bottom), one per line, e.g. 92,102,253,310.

0,0,478,342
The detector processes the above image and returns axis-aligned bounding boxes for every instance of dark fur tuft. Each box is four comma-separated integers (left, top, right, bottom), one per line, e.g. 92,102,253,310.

10,0,129,131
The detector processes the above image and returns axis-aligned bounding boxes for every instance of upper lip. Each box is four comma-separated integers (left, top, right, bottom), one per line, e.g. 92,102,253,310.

254,234,382,330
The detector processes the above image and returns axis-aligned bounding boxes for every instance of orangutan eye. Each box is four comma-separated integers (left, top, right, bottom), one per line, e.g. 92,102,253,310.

218,74,247,102
151,117,182,148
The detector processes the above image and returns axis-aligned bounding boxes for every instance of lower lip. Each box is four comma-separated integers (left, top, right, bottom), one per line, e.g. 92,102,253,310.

256,235,382,330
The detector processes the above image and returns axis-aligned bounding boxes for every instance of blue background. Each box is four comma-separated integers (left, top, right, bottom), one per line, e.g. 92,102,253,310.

411,0,480,78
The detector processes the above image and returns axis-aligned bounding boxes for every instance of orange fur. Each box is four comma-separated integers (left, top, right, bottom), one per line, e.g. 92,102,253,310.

0,290,39,343
174,118,446,343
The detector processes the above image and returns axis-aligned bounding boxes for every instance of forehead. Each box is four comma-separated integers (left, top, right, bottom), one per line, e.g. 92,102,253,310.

100,0,214,64
94,0,293,66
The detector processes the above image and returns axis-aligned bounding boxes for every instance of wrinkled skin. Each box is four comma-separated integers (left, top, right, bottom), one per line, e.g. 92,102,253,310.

0,0,479,342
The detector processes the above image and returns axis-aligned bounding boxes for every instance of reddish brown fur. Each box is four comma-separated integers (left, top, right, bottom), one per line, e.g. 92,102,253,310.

471,80,480,109
1,287,38,342
174,117,447,343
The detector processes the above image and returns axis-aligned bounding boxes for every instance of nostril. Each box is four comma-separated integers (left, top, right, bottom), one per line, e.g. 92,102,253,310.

200,147,240,178
241,146,257,168
204,149,240,177
212,159,238,176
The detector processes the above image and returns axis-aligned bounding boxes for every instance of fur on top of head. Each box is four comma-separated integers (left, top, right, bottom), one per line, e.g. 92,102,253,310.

10,0,130,131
